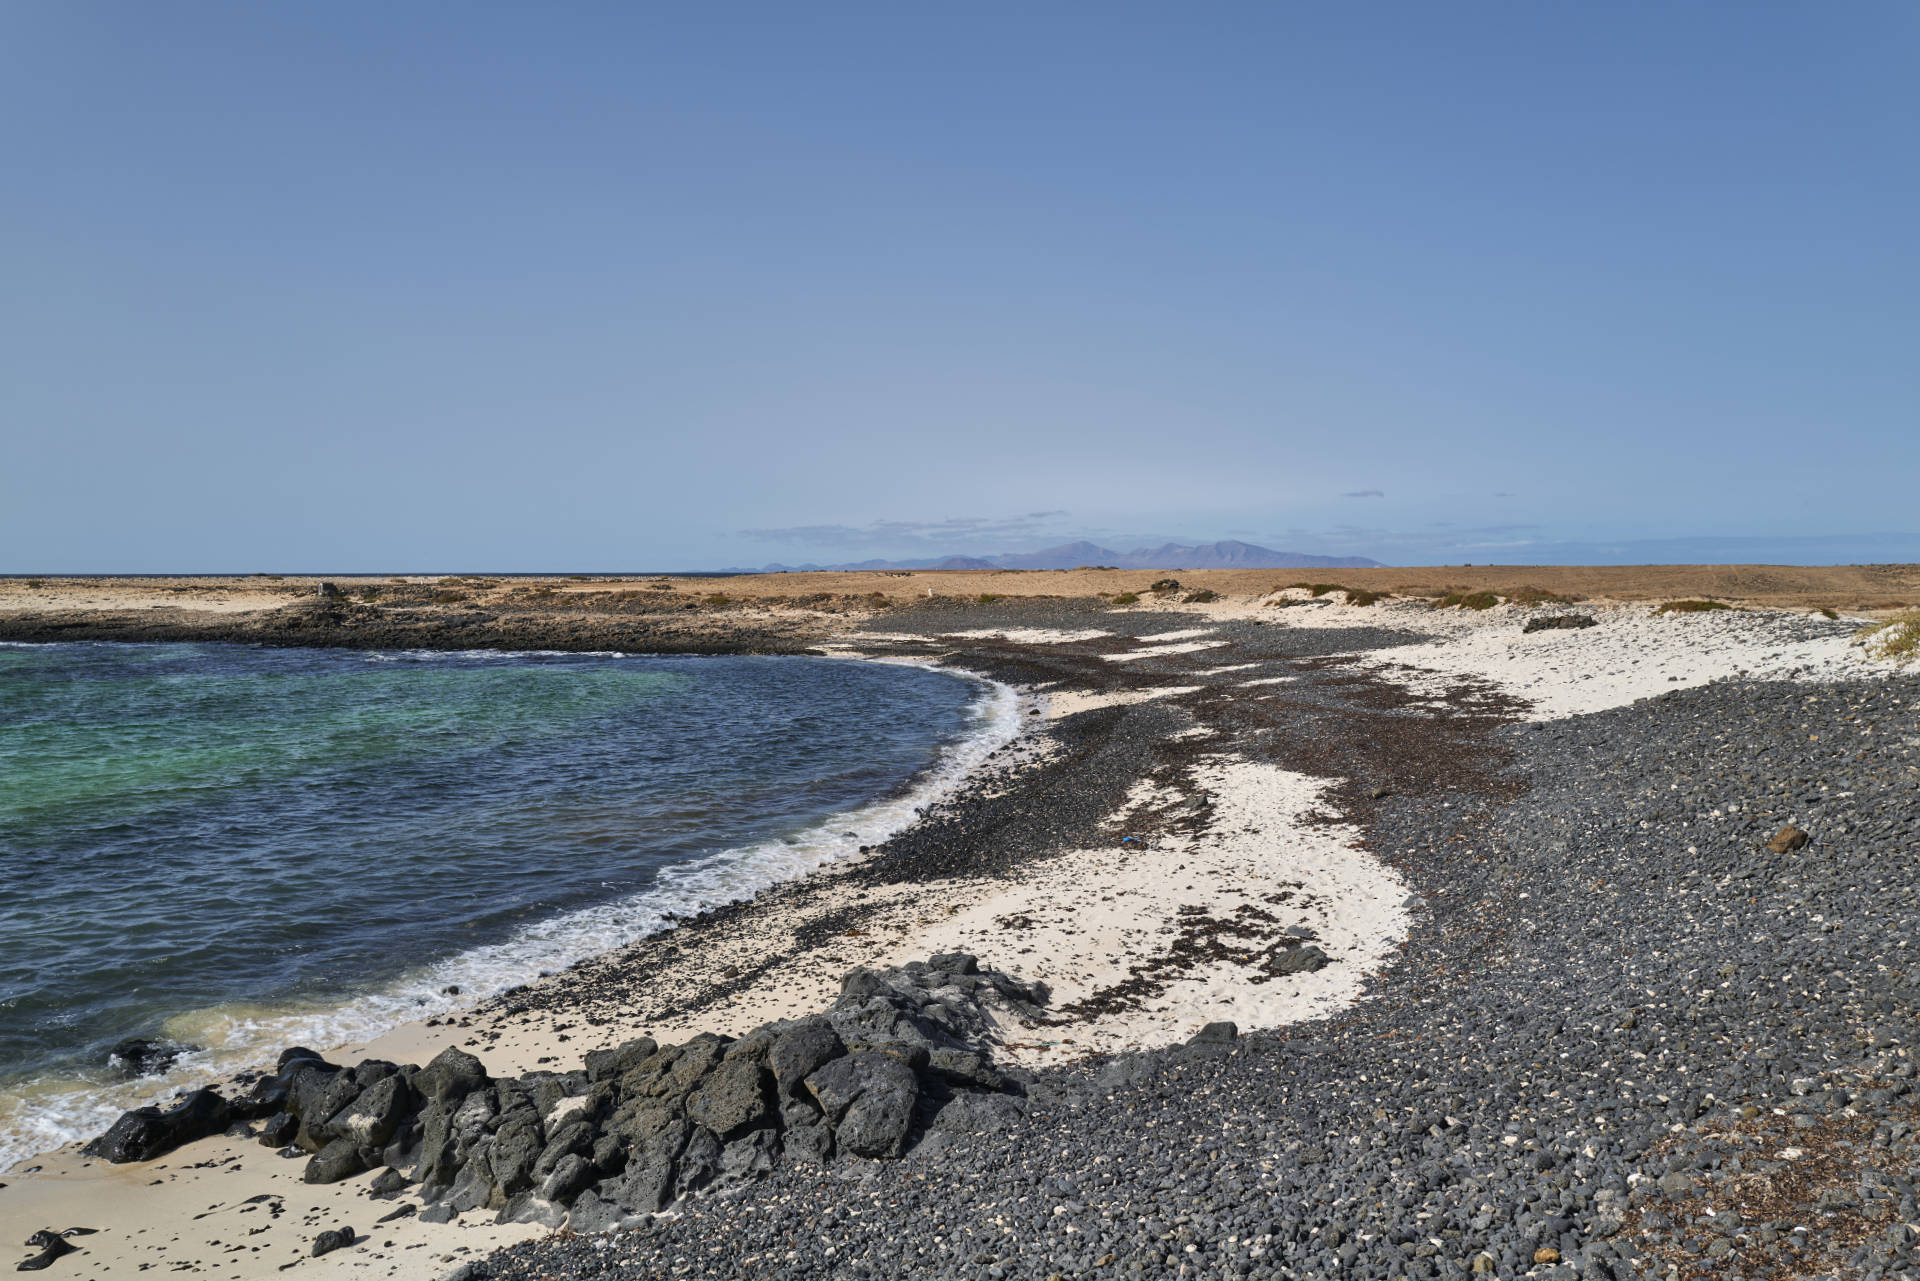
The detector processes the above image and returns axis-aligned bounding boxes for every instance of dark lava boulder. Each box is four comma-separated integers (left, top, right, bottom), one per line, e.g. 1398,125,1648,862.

304,1137,370,1184
258,1111,299,1147
416,1045,488,1104
487,1110,546,1200
1522,613,1598,633
82,1088,232,1163
1265,944,1331,976
583,1036,656,1083
105,1037,191,1079
333,1073,414,1149
686,1057,774,1137
805,1051,919,1158
310,1225,355,1257
768,1018,846,1093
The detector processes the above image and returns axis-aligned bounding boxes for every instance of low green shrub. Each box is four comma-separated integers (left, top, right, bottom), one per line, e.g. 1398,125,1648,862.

1149,578,1181,592
977,593,1003,604
1343,588,1387,606
1183,588,1219,603
1859,611,1920,663
1655,599,1733,615
1506,586,1573,607
1436,591,1499,610
1110,592,1140,606
25,579,44,589
431,590,467,603
705,593,732,606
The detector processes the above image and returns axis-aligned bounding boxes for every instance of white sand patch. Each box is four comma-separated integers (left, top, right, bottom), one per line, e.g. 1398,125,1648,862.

1108,640,1229,663
0,590,285,615
1208,662,1265,674
1048,686,1202,717
1241,676,1297,687
950,627,1112,644
0,1131,540,1278
877,759,1410,1061
1308,602,1878,720
1137,628,1217,642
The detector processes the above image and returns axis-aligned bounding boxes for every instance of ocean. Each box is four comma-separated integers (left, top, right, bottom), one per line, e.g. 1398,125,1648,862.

0,641,1015,1168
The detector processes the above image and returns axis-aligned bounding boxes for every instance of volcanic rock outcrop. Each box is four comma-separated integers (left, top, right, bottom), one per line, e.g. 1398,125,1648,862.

84,956,1047,1229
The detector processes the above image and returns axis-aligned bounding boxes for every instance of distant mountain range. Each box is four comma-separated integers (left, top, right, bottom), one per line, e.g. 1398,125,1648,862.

737,540,1384,573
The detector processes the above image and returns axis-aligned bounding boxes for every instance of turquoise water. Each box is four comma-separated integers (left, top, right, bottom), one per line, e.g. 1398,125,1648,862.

0,642,1008,1161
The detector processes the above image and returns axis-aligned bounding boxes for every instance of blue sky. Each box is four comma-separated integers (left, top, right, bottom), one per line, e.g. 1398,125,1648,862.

3,3,1914,571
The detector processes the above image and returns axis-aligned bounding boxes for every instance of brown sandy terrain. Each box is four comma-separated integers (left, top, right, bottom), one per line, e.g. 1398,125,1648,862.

657,562,1920,612
2,562,1916,638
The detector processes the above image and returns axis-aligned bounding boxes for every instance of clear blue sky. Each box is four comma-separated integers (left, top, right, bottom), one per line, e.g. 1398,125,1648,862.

3,3,1915,570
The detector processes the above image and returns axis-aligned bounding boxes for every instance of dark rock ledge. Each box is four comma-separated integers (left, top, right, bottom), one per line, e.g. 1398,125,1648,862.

82,955,1047,1229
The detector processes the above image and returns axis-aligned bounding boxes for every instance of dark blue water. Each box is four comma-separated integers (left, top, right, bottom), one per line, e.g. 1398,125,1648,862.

0,642,1006,1160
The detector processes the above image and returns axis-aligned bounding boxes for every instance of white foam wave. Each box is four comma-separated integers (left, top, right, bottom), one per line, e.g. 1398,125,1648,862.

362,648,634,662
0,662,1023,1171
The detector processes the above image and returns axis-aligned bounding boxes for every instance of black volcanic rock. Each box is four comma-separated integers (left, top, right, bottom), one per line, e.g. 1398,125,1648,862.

82,1088,232,1163
105,1037,190,1079
1522,613,1598,633
79,956,1042,1227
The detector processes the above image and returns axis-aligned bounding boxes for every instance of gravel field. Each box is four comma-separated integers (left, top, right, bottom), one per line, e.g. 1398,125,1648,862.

468,672,1919,1281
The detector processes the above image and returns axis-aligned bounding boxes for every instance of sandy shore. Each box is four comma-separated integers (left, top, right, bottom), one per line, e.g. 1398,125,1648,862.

0,574,1909,1277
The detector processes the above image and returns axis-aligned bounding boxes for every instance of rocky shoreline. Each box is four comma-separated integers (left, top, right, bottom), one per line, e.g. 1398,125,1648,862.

0,584,841,654
78,955,1050,1250
3,585,1913,1280
468,671,1920,1281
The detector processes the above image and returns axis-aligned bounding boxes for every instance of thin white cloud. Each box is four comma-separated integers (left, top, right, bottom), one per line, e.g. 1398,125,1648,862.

740,512,1075,550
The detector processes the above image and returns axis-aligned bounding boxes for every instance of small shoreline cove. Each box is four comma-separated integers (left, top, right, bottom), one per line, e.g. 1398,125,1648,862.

0,643,1021,1171
0,578,1912,1281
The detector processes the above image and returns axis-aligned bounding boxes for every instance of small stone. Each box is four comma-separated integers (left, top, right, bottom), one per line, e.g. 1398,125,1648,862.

311,1226,355,1257
1767,824,1810,853
368,1166,411,1199
1265,946,1330,976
